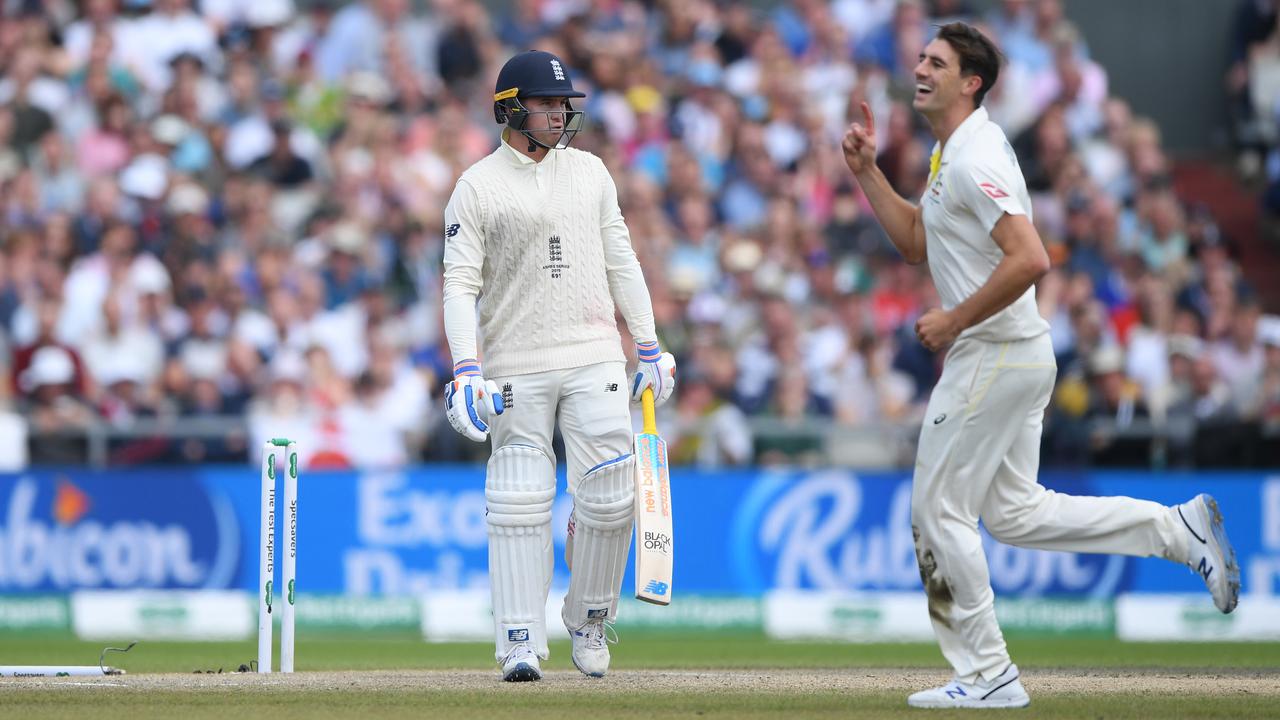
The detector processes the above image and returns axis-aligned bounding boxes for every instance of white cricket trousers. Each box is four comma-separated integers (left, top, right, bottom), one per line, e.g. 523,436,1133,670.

490,361,633,488
912,333,1187,683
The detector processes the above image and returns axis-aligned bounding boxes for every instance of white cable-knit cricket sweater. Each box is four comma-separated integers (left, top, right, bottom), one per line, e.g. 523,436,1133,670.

442,139,657,378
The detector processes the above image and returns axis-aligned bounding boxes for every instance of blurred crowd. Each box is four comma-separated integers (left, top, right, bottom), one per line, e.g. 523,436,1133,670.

1,0,1277,469
1231,0,1280,215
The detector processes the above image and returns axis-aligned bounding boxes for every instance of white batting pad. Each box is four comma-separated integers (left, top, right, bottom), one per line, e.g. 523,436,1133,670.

562,454,635,629
487,444,556,661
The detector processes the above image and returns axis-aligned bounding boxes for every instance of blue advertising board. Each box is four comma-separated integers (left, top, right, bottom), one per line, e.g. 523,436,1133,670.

0,467,1275,598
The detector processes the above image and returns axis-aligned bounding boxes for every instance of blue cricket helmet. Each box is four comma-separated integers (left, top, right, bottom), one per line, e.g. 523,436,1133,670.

493,50,586,150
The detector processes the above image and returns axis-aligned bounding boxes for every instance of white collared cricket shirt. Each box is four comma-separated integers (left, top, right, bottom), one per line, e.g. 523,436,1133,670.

442,139,656,377
920,106,1049,343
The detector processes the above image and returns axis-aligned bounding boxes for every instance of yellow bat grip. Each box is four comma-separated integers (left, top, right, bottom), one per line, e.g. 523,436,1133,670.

641,387,657,435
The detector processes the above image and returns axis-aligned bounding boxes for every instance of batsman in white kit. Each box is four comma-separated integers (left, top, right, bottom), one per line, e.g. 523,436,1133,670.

843,23,1240,709
441,50,676,682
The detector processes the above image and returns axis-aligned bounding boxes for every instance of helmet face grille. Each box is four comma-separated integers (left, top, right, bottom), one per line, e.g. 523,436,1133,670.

494,95,586,150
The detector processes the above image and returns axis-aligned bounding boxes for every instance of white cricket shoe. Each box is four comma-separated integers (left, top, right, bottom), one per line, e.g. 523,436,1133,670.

500,644,542,682
1177,494,1240,613
567,619,614,678
907,664,1030,709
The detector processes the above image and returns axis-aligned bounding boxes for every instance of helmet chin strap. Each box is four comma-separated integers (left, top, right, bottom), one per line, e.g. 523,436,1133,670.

503,126,545,153
518,127,560,152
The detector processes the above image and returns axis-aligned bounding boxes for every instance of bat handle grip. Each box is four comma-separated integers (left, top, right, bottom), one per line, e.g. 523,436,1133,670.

641,387,657,435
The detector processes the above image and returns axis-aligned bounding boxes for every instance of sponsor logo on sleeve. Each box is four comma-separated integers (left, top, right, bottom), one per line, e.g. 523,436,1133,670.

978,182,1009,200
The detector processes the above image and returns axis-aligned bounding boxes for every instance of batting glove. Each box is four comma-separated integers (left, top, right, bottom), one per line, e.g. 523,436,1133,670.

443,359,504,443
630,341,677,406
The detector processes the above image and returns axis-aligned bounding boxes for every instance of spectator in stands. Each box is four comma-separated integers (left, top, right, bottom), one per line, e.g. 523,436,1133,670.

1226,0,1278,178
1082,345,1151,466
1259,317,1280,423
81,293,164,392
755,366,825,467
1209,294,1266,419
20,345,96,463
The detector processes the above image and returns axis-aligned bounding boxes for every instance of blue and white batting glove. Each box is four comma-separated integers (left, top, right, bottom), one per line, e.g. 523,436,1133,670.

443,359,504,443
630,341,677,406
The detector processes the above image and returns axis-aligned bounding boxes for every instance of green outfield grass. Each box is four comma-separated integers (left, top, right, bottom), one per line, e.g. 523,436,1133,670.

2,635,1278,719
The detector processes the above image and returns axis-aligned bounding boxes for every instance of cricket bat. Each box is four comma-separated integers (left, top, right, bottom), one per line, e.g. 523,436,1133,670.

633,387,673,605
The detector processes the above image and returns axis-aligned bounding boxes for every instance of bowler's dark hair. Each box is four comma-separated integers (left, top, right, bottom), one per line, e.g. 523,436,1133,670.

935,22,1003,107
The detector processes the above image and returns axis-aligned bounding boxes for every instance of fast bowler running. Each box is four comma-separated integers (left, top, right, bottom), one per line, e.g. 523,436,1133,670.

842,22,1240,709
441,49,676,682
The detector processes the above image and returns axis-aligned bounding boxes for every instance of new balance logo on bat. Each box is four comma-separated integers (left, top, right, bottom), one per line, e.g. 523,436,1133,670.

604,383,618,392
643,580,669,596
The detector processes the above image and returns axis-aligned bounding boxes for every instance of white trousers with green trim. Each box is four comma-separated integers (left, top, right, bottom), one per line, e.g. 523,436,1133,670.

911,333,1185,684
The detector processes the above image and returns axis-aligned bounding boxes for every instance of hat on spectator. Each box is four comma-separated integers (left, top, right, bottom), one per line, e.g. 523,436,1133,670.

151,114,189,147
1167,334,1203,361
723,241,763,274
1065,191,1091,215
326,221,365,255
1088,345,1125,375
686,60,723,89
169,51,205,70
261,79,287,103
119,153,170,201
247,0,295,28
626,85,663,114
19,346,75,392
346,72,392,106
167,183,209,216
130,257,172,295
15,0,43,17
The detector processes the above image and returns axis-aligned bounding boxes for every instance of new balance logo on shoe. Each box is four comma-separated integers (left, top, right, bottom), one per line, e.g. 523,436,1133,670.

907,664,1029,708
1176,494,1240,614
